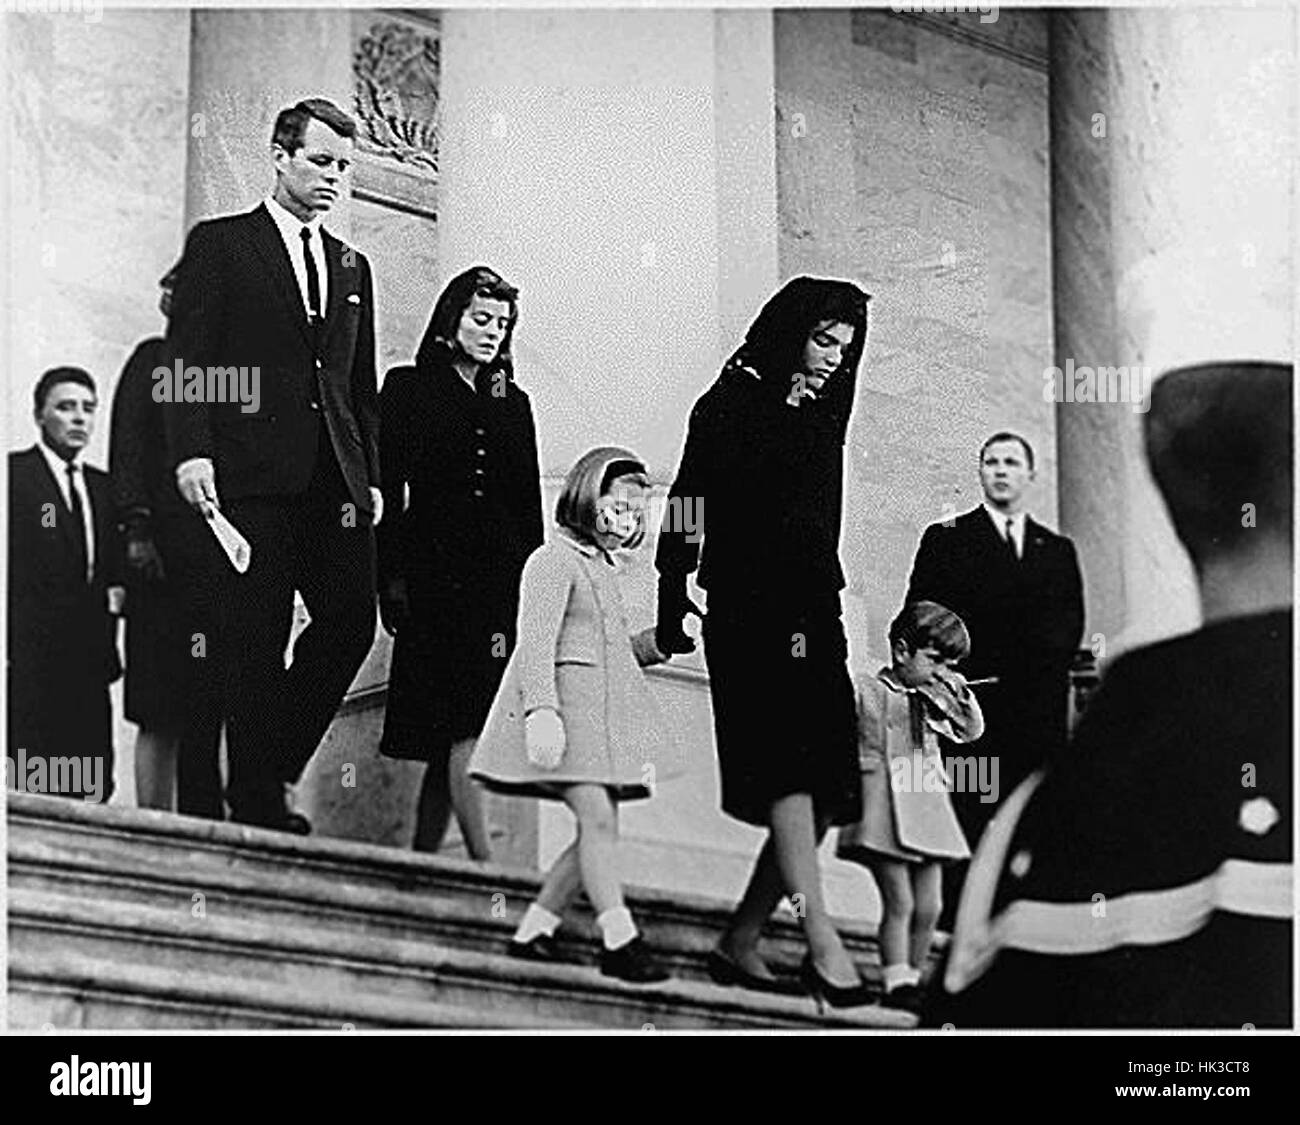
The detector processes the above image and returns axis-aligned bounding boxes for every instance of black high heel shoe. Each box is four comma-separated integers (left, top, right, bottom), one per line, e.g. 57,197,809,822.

800,953,876,1012
706,949,804,997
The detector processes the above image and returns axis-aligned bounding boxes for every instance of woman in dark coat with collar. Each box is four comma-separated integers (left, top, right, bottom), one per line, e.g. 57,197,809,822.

656,276,875,1006
378,266,544,857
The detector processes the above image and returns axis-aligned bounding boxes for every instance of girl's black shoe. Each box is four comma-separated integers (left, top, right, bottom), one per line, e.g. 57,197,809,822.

706,949,804,996
507,934,563,963
600,937,671,984
800,953,876,1011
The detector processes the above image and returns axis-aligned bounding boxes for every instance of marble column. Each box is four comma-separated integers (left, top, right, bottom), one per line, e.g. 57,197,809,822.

1050,6,1293,655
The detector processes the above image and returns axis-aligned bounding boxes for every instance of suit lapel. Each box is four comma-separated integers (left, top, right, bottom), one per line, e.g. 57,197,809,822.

247,204,314,349
320,229,359,353
86,470,113,574
968,508,1018,576
320,230,344,348
1021,516,1043,570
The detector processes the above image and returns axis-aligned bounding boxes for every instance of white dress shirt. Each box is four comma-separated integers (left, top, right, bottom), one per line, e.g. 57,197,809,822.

983,502,1026,558
39,440,94,580
265,194,328,319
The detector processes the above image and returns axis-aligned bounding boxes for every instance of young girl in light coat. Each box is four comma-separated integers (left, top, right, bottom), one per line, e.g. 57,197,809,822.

471,446,684,983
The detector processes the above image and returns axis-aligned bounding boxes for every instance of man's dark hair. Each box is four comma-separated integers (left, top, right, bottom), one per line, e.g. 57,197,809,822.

34,366,96,413
980,431,1035,471
272,98,357,154
1144,361,1293,566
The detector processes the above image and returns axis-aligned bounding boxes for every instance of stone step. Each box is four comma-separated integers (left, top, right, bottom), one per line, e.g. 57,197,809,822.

10,889,914,1030
10,949,592,1030
9,793,938,989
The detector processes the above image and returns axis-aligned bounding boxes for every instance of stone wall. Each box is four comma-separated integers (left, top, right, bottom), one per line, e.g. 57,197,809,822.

774,8,1056,667
6,9,191,458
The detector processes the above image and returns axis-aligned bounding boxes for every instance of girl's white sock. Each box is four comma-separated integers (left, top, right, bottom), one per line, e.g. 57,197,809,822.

513,903,562,944
882,963,921,992
596,906,638,951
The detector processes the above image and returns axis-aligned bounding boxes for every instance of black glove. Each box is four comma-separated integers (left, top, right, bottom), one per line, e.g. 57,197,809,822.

122,510,165,582
655,576,705,656
126,535,166,583
379,576,411,637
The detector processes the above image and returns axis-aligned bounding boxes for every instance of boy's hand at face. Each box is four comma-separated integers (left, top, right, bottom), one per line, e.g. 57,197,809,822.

928,665,971,700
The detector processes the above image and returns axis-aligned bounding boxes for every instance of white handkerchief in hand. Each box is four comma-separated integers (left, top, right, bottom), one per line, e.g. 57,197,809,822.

207,509,252,574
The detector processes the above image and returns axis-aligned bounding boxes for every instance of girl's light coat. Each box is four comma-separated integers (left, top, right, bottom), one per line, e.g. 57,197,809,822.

470,533,683,800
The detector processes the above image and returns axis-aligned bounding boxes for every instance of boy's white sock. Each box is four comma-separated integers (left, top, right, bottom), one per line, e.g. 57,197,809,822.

882,963,921,992
513,903,562,944
596,906,638,951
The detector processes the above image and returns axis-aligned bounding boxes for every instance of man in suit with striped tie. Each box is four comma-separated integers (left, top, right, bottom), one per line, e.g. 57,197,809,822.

163,98,382,833
8,367,124,802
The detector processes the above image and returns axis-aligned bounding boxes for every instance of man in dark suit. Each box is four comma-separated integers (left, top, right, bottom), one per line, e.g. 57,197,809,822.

8,367,124,803
163,98,381,833
905,432,1084,926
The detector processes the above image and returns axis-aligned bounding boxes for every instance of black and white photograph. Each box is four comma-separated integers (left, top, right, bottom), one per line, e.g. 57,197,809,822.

2,0,1294,1068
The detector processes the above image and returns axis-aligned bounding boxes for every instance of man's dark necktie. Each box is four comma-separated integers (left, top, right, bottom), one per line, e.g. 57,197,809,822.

1004,516,1019,565
300,226,322,323
66,463,89,583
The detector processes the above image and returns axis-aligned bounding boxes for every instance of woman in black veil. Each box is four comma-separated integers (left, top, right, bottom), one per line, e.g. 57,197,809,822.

656,276,874,1006
377,267,544,857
